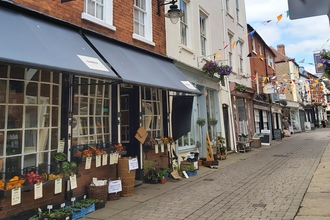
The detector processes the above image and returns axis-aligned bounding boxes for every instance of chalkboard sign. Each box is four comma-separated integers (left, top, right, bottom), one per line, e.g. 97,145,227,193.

260,130,271,145
273,129,282,140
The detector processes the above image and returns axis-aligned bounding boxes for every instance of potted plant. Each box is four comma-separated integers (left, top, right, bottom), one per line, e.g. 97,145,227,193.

158,168,169,184
209,117,218,143
235,84,247,93
202,60,220,78
183,164,197,177
218,65,232,86
143,160,159,184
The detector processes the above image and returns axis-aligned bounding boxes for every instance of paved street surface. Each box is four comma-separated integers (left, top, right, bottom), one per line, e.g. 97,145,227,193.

84,129,330,220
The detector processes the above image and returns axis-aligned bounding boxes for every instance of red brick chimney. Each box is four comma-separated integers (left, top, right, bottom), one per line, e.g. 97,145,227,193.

277,44,285,55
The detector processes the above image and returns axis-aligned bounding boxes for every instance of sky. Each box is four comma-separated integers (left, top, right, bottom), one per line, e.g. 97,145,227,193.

245,0,330,75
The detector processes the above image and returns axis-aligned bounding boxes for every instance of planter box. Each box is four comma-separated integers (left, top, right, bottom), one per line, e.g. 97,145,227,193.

71,207,86,220
180,161,198,171
185,170,197,177
85,204,95,214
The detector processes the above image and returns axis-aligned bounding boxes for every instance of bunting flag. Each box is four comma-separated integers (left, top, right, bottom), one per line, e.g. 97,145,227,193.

298,59,305,63
251,75,256,81
249,30,256,39
247,53,252,57
223,44,228,50
286,10,290,17
262,20,272,24
236,40,240,45
231,41,236,49
277,14,283,23
271,76,277,80
258,54,263,59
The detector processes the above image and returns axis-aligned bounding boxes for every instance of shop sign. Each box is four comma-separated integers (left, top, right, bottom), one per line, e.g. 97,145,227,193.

263,83,275,94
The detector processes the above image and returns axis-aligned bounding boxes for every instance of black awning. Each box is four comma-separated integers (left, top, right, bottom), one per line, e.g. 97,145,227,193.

85,34,201,95
0,7,119,80
172,95,194,140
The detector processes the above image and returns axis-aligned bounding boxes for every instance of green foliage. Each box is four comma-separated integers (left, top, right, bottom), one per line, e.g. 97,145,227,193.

208,118,218,126
183,163,195,171
196,118,206,127
235,84,247,92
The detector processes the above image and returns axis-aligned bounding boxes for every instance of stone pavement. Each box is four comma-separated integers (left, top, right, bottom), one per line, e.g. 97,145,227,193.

83,129,330,220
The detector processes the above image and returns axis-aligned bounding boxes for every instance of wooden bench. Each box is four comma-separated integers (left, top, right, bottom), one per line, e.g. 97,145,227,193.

237,140,252,153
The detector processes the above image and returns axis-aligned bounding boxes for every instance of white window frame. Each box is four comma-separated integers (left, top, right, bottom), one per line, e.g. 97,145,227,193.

72,77,112,146
254,109,260,132
0,65,62,180
228,32,233,67
180,0,189,47
82,0,116,31
133,0,155,46
235,0,239,23
200,12,207,56
258,44,263,59
251,37,256,54
226,0,230,13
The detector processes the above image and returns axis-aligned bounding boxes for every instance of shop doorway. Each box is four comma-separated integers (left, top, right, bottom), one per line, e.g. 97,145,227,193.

120,85,142,179
222,105,231,151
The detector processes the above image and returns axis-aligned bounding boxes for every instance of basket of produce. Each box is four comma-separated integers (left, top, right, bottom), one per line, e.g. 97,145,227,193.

54,152,67,162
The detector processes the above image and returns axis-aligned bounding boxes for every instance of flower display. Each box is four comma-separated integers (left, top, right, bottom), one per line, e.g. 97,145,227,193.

201,60,232,86
160,136,174,144
218,65,232,76
202,60,220,76
320,49,330,78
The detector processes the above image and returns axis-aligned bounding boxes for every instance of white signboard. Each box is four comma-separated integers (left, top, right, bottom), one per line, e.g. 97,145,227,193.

70,174,77,190
57,140,65,153
54,178,62,194
128,158,139,171
263,83,275,94
102,153,108,166
181,81,197,90
34,182,43,200
95,155,101,167
305,122,311,132
85,157,92,169
77,55,109,72
108,180,122,193
260,129,271,145
11,188,21,205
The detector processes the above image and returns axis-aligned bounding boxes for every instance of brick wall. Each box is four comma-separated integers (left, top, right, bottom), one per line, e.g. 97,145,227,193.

11,0,167,55
0,163,117,219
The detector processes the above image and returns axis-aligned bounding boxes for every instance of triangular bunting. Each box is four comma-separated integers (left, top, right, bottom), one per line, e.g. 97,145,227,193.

231,41,236,49
277,14,283,22
247,53,252,57
249,30,256,38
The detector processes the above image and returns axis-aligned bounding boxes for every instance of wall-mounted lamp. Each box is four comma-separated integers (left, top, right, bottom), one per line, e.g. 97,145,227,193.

157,0,183,24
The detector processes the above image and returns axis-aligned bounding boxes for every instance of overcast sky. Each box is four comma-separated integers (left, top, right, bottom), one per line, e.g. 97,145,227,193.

245,0,330,75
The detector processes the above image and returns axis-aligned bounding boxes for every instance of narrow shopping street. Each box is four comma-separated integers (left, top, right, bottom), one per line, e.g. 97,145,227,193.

84,129,330,220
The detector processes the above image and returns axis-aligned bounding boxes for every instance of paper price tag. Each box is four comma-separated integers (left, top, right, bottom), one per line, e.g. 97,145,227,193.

70,175,77,189
95,155,101,167
71,197,76,202
11,187,21,206
84,195,87,199
54,178,62,194
61,203,65,208
47,205,53,209
34,182,43,200
85,157,92,169
102,153,108,166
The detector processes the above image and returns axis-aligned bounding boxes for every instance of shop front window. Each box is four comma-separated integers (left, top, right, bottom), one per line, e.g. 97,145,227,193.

206,90,217,143
0,64,61,180
72,77,111,146
142,88,163,139
237,98,248,134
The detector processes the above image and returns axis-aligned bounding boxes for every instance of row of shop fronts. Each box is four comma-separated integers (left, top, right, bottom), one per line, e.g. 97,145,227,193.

0,2,326,218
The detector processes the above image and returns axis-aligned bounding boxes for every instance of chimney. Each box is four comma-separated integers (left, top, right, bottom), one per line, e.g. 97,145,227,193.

277,44,285,55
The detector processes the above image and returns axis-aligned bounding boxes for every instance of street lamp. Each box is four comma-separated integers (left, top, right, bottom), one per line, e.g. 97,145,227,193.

157,0,184,24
